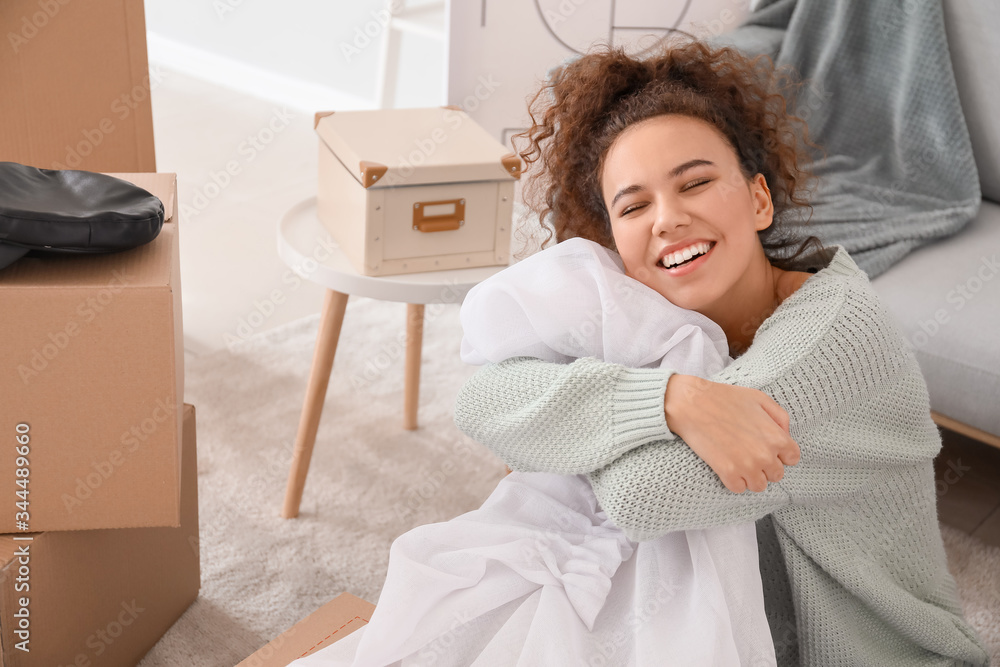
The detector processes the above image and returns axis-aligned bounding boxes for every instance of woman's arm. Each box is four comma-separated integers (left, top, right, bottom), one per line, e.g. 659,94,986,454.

456,356,798,491
454,355,677,474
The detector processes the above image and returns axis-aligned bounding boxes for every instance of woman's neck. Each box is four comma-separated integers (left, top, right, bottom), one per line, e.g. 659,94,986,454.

701,259,805,358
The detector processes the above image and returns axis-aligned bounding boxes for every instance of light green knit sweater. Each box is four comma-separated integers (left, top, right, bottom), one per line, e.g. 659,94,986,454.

454,246,990,666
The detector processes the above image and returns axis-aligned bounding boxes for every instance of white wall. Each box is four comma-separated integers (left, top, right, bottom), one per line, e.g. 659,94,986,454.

144,0,446,112
448,0,753,145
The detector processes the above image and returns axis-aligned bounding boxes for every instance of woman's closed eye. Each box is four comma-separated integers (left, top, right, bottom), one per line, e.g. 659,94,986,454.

619,178,712,215
682,177,712,191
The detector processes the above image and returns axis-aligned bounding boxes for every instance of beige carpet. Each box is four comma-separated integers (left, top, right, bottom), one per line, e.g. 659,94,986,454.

138,297,1000,666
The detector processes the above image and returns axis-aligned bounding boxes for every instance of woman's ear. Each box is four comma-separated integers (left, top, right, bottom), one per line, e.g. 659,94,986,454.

751,173,774,232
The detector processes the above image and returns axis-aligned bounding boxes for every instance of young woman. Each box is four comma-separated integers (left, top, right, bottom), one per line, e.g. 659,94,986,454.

453,41,990,666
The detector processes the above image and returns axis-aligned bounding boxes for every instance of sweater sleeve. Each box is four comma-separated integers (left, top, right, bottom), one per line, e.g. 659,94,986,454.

453,356,679,474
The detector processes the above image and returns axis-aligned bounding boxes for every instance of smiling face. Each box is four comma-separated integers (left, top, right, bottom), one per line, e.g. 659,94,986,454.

600,114,775,318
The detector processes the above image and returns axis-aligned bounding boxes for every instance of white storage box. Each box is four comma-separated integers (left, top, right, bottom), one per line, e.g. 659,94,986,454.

314,107,521,276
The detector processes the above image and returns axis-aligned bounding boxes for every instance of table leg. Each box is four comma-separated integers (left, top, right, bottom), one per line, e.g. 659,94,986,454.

403,303,425,430
282,289,350,519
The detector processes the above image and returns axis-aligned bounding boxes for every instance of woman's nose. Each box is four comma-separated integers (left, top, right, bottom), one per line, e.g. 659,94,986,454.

650,199,691,236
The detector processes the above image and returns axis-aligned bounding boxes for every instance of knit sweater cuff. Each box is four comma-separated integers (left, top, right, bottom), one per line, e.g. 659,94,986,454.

611,366,679,453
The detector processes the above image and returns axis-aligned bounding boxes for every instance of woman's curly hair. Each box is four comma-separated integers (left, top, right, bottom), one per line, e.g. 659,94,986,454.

512,40,826,270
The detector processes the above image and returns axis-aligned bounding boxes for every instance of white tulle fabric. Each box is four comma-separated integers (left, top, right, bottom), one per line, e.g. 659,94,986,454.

291,238,777,666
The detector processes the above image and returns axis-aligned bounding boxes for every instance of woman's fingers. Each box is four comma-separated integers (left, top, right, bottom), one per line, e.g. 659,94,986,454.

764,459,785,484
743,471,769,494
777,441,801,466
721,473,747,495
758,395,791,433
758,394,801,468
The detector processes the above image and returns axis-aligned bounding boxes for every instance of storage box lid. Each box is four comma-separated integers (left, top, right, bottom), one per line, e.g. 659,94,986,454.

315,107,522,188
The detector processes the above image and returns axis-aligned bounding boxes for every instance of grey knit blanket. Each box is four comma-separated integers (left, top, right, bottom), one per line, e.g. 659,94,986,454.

713,0,980,279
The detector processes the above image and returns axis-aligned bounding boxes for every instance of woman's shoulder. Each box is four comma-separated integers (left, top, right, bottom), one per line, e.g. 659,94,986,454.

778,245,874,310
723,246,893,381
746,245,916,384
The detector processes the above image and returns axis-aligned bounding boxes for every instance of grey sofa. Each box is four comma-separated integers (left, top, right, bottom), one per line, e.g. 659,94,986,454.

870,1,1000,449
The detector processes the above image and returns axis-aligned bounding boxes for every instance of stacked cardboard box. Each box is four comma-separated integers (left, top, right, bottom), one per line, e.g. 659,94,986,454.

0,404,200,666
0,2,199,663
0,173,199,666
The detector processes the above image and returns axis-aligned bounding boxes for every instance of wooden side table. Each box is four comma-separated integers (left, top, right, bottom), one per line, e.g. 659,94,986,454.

277,197,506,518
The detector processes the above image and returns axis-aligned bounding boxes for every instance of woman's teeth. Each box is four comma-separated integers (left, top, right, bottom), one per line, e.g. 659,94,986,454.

659,241,713,269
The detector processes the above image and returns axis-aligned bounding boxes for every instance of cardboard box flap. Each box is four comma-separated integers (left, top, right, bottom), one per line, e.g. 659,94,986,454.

237,593,375,667
108,172,177,224
315,108,517,188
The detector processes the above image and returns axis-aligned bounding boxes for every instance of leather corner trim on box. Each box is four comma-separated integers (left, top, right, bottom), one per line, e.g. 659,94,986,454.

501,153,522,179
359,160,388,188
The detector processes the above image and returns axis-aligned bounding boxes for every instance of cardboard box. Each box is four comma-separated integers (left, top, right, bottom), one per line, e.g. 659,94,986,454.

0,403,200,667
0,0,156,172
314,107,519,276
0,173,184,532
237,593,375,667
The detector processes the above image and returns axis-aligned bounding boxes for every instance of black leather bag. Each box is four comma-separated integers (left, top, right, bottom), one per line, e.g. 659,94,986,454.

0,161,164,270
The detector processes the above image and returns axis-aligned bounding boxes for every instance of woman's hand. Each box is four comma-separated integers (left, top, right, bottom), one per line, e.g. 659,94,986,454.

664,374,801,494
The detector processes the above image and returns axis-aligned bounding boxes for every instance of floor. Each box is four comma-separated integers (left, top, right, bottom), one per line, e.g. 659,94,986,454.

935,428,1000,547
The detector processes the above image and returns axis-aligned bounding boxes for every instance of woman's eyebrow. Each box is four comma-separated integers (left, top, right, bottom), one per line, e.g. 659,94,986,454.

611,184,644,209
610,159,716,209
669,158,714,178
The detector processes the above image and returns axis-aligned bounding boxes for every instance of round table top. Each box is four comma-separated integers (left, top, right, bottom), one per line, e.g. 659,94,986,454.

277,197,510,303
